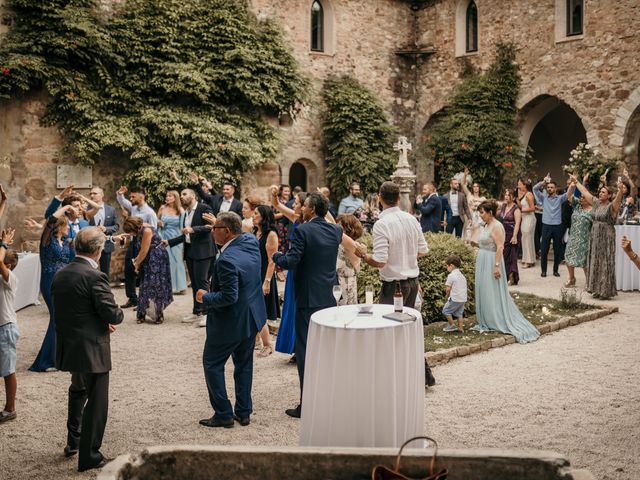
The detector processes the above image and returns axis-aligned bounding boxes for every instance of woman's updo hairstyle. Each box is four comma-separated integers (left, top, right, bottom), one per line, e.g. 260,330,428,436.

478,199,498,217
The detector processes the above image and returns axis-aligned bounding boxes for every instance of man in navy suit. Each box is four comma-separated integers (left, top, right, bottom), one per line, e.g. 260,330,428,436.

438,192,452,232
87,187,118,277
44,187,90,239
196,212,266,428
413,183,442,233
273,192,342,419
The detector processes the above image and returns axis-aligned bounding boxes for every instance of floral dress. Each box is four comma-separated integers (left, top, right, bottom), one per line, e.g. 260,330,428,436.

136,227,173,322
586,200,617,298
564,198,593,269
336,245,359,305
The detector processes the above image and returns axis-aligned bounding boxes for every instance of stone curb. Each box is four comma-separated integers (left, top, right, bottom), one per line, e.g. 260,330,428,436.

426,306,619,367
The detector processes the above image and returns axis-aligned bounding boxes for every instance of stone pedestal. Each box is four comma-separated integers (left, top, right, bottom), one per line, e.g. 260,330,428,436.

392,136,416,212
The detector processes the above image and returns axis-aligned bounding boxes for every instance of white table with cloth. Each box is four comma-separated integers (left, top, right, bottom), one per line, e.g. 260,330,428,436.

300,304,425,448
13,253,41,311
615,225,640,291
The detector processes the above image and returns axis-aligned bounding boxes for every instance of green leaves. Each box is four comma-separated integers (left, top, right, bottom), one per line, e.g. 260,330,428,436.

322,76,396,200
0,0,308,203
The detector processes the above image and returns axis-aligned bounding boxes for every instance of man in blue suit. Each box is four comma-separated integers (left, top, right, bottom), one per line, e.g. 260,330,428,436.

44,186,89,239
87,187,118,277
413,183,442,233
273,192,342,419
438,192,452,232
196,212,266,428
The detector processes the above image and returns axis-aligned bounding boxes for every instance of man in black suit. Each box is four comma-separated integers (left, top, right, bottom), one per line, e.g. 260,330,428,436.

273,192,342,419
87,187,119,277
413,183,442,233
171,171,243,217
52,227,124,472
167,189,216,325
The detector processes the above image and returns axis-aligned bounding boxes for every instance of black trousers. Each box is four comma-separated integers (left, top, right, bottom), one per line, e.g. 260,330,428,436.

185,248,214,315
99,251,111,279
540,224,564,274
380,278,419,310
534,212,543,256
67,372,109,471
295,306,327,409
124,242,137,302
446,215,464,237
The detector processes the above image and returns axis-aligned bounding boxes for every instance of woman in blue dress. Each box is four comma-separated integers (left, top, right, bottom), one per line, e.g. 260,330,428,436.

121,217,173,324
271,188,307,360
157,190,187,294
30,206,75,372
472,200,540,344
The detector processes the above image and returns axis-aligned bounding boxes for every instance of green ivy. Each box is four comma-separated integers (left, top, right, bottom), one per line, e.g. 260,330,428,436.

0,0,309,203
357,232,476,324
321,76,396,200
424,43,533,197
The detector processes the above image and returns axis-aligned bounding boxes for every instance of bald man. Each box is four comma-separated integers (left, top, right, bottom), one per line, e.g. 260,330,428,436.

88,187,119,277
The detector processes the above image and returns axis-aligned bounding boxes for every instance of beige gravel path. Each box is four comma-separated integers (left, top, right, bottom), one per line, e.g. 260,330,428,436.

0,266,638,480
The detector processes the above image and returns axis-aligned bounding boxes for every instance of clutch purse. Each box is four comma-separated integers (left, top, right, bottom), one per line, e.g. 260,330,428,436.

371,436,448,480
382,312,416,323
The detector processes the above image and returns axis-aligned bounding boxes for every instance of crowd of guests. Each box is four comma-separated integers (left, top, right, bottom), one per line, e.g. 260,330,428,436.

0,164,639,472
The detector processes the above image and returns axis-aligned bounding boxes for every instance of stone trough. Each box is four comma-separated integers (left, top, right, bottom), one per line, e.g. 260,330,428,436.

98,445,595,480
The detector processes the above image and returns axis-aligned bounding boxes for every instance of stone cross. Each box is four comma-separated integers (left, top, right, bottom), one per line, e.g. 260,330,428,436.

393,136,412,169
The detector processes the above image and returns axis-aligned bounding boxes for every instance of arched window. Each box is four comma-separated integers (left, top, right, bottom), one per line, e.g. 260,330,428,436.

465,1,478,53
566,0,583,36
311,1,324,52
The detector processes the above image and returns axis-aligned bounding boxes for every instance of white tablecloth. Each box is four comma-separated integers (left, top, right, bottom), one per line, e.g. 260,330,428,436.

300,304,425,448
13,253,41,311
615,225,640,291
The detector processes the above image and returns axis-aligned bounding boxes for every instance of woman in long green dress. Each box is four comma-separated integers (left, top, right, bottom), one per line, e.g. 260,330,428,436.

564,180,593,287
472,200,540,344
571,175,624,299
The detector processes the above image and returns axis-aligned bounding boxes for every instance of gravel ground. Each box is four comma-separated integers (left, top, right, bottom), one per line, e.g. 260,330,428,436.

0,266,638,480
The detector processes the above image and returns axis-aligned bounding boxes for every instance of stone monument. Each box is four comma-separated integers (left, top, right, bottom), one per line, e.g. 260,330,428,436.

392,136,416,212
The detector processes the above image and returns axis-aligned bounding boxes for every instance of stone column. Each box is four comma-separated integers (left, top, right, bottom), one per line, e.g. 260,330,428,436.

392,136,416,212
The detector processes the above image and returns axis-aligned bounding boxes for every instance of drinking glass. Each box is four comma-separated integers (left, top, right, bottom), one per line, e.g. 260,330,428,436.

365,285,374,305
332,285,342,325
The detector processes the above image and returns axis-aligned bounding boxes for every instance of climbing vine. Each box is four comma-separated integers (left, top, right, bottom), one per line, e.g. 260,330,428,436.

0,0,309,202
322,76,396,200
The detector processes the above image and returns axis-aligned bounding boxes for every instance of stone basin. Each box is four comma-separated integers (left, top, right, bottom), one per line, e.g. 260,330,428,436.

98,445,595,480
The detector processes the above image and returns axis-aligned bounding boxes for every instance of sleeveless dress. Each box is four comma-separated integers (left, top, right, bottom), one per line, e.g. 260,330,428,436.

259,230,280,320
275,221,298,354
465,194,486,242
499,203,521,285
472,221,540,344
136,227,173,321
564,198,593,269
519,193,537,265
586,199,617,298
30,219,74,372
159,213,187,293
336,245,358,305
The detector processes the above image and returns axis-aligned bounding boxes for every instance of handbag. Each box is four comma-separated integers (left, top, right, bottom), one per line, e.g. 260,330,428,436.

371,436,448,480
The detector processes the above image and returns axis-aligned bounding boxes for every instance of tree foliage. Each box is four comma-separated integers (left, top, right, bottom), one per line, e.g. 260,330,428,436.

0,0,309,202
424,43,532,197
322,76,396,200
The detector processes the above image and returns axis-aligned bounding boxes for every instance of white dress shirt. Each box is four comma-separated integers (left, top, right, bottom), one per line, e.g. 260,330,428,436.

184,203,196,244
219,198,232,213
372,206,429,281
450,191,459,216
93,204,105,226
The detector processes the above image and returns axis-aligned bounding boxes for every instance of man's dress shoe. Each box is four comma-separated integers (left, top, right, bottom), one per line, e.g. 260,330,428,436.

199,416,234,428
78,456,112,472
119,299,137,308
285,405,301,418
63,446,78,457
234,414,250,426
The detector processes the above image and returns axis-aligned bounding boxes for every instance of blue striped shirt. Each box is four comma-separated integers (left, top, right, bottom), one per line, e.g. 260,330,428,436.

533,182,567,226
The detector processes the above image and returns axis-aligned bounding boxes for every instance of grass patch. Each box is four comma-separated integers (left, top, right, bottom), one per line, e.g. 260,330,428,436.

425,292,597,352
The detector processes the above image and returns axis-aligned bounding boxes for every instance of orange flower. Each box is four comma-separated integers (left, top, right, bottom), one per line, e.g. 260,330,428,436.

502,161,513,169
504,145,513,152
1,67,10,75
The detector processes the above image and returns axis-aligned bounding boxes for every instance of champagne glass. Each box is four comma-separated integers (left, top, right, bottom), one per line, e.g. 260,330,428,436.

332,285,342,325
365,285,374,305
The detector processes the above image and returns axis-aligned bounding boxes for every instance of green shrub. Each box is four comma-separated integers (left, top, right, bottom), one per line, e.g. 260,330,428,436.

356,232,476,323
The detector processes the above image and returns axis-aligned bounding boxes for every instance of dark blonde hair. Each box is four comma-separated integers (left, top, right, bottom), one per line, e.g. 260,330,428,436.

123,216,143,234
337,214,364,241
166,190,182,213
244,195,262,211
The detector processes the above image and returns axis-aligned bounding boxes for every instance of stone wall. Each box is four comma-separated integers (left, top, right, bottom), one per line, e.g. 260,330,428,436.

412,0,640,184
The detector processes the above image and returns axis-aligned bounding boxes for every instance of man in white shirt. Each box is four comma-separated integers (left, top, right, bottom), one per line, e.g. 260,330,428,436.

444,178,471,237
356,181,428,308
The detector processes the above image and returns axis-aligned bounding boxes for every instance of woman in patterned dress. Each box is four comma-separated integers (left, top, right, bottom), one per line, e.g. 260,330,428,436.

461,167,486,243
563,179,593,287
335,214,364,305
498,189,522,285
121,217,173,323
571,174,624,299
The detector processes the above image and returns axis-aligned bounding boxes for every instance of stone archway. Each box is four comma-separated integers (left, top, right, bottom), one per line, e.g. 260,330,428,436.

289,161,307,190
282,157,318,192
610,85,640,175
518,95,587,183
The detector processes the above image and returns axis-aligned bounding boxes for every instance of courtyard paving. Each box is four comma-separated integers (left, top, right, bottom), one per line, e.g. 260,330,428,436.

0,265,638,479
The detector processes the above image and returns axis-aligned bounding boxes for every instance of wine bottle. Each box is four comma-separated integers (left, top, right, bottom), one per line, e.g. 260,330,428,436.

393,282,403,312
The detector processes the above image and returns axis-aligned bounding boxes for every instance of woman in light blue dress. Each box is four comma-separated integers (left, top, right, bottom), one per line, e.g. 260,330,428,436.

472,200,540,344
157,191,187,294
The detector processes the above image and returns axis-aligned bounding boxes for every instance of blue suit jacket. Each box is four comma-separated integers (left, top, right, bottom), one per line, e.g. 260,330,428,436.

202,234,266,345
414,195,442,233
44,197,90,239
439,195,453,227
273,216,342,309
89,204,119,253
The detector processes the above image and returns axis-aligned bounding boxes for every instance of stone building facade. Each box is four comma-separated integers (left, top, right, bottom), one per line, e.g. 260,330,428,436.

1,0,639,257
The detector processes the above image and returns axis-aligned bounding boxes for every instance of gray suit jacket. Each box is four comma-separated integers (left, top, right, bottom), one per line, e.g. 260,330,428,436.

53,258,124,373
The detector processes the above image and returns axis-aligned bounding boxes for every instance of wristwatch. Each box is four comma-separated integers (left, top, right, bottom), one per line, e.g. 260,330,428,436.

0,242,8,250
